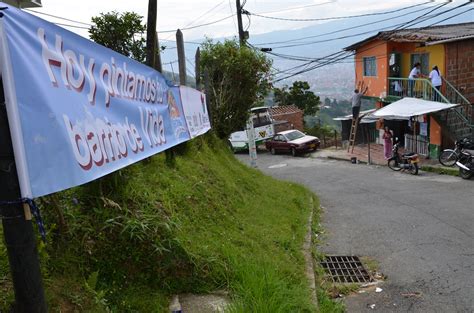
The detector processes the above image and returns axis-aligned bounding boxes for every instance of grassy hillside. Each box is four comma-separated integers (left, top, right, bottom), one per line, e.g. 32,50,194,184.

0,135,339,312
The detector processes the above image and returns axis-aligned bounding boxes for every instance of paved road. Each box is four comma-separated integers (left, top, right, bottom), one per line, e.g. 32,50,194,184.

236,152,474,313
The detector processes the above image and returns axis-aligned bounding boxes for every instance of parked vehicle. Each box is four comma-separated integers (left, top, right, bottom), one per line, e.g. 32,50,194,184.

265,130,320,156
387,141,419,175
456,150,474,179
228,107,274,152
438,137,474,167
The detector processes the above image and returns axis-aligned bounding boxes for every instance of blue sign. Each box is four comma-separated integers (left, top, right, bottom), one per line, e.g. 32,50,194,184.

0,4,196,197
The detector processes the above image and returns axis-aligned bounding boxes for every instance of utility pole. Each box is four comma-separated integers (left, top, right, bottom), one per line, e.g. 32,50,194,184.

146,0,157,67
236,0,245,46
195,48,201,90
0,80,47,312
154,32,163,73
176,29,186,86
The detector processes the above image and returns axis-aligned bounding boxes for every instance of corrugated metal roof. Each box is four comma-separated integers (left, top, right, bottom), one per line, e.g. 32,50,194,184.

270,104,303,116
345,22,474,51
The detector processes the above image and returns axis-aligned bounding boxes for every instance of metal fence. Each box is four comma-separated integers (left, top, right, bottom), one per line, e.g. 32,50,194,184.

404,134,429,156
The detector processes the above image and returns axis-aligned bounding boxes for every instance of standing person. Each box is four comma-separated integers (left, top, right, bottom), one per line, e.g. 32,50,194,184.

408,62,421,97
383,126,393,159
429,65,442,101
352,81,368,120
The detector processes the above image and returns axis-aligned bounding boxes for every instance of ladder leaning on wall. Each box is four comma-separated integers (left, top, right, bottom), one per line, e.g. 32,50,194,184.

347,116,360,153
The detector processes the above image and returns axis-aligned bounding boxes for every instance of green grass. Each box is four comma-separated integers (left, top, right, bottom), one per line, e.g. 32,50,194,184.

0,134,341,312
421,165,459,176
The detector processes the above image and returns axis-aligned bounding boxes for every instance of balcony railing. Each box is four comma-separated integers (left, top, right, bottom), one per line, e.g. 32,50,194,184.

387,77,449,103
387,77,473,140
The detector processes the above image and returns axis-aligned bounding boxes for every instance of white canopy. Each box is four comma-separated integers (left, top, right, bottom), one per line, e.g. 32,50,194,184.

370,97,458,119
333,109,376,121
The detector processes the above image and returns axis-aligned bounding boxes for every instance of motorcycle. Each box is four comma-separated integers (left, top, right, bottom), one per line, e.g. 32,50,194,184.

456,150,474,179
438,137,474,167
387,141,419,175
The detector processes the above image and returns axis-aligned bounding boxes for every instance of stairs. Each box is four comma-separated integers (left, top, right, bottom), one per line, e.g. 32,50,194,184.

387,77,473,141
435,77,473,141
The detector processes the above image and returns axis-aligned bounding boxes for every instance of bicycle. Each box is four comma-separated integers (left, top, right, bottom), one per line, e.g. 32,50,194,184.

438,138,473,167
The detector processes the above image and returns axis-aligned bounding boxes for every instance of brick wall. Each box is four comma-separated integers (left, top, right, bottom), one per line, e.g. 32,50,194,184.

273,111,304,132
445,39,474,103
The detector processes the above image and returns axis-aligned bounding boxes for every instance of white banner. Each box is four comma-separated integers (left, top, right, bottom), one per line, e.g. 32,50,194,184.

179,86,211,138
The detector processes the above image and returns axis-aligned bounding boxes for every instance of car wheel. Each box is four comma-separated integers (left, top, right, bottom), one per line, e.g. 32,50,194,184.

291,147,297,157
270,147,276,155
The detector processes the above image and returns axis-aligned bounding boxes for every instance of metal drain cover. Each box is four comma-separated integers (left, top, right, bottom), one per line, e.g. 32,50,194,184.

320,256,372,283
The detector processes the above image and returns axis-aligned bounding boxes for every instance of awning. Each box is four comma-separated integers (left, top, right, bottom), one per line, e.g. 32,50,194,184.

333,109,377,121
370,97,458,120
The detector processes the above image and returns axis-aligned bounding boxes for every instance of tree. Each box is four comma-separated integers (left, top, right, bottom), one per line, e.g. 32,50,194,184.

89,11,146,62
274,81,321,116
200,39,272,139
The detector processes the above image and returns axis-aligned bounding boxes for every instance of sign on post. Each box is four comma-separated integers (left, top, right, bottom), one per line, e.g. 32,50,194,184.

0,4,209,198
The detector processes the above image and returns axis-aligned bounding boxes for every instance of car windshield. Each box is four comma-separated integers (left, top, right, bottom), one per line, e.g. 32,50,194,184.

285,131,305,141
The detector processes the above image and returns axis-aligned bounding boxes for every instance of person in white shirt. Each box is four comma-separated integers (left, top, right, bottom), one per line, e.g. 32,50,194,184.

429,65,442,101
408,62,421,97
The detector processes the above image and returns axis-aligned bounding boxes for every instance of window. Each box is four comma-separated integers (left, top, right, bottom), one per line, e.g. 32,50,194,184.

411,53,429,75
363,56,377,76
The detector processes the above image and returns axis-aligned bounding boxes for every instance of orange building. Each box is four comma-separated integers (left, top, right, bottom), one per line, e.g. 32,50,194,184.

345,23,474,158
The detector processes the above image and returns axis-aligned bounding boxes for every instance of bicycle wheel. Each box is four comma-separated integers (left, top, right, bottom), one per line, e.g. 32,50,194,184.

388,159,402,171
439,149,458,167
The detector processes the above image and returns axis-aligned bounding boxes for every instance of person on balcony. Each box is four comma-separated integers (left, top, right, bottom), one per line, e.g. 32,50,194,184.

383,126,393,160
352,81,368,120
408,62,422,97
429,65,442,101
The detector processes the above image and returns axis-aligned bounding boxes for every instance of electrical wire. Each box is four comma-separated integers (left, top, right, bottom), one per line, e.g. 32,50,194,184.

25,8,91,26
248,1,436,22
254,1,336,15
158,14,234,33
259,1,453,49
252,3,438,46
273,8,473,82
272,3,471,82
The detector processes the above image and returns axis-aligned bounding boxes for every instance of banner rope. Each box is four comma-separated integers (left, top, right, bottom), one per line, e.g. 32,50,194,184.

0,198,46,242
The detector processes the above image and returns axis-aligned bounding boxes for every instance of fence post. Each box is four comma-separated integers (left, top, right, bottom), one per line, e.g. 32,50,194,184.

334,130,337,150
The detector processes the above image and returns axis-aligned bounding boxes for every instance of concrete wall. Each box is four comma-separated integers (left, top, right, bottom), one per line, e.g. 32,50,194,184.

355,40,388,99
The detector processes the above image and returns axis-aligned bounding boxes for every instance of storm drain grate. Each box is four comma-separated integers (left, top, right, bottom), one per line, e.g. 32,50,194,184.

320,255,372,283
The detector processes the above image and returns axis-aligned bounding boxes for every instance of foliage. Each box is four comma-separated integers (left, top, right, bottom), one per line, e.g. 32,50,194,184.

306,124,337,140
274,81,321,116
200,40,272,139
89,11,146,62
1,135,325,312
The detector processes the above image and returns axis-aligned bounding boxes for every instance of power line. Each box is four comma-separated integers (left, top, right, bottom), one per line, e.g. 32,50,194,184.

158,14,234,33
161,1,227,41
25,8,91,26
247,1,437,22
274,7,473,82
252,3,437,46
266,1,453,51
272,3,470,82
254,1,335,15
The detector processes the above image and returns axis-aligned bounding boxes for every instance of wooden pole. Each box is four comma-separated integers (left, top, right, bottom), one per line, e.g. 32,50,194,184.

236,0,245,46
146,0,157,67
195,48,201,90
0,80,47,312
176,29,186,86
154,32,162,73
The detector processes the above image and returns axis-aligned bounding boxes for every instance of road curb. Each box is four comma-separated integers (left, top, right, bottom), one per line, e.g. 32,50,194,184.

304,197,318,311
